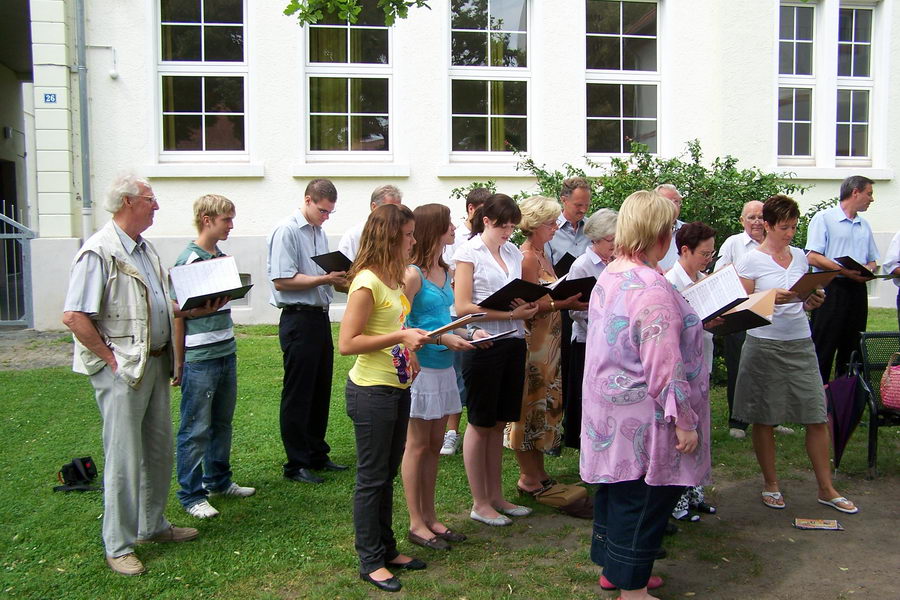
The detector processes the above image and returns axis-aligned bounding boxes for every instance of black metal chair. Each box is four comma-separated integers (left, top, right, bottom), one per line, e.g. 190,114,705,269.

852,331,900,478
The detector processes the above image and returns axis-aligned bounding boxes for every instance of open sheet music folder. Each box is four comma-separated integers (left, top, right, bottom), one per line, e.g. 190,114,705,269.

169,256,252,311
679,265,747,323
544,274,597,301
707,289,777,336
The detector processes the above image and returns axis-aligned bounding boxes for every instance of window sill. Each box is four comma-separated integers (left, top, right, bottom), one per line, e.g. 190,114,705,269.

772,166,894,181
144,163,265,178
292,163,411,178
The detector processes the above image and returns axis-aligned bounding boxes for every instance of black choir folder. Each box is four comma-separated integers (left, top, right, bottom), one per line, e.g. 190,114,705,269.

312,251,353,274
833,256,892,279
478,278,548,311
553,252,577,277
708,289,777,336
544,274,597,301
680,265,748,323
169,256,253,311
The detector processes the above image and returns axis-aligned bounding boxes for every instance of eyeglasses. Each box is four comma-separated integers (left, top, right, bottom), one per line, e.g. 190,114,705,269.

540,221,559,230
598,236,615,243
317,207,336,216
697,250,715,259
130,194,158,203
744,215,764,221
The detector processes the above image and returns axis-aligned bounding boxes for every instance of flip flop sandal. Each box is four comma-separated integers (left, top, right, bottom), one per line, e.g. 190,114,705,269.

672,510,700,522
761,491,786,509
696,502,717,514
817,497,859,514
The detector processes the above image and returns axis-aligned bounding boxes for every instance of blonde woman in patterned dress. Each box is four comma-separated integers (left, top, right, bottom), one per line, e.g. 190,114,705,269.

506,196,588,495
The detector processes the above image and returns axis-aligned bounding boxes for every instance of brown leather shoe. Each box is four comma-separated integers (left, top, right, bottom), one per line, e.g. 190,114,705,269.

137,525,199,544
106,553,146,576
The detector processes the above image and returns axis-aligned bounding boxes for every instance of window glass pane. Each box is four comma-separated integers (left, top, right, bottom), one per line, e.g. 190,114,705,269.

838,9,853,42
351,116,389,150
204,26,243,61
794,122,811,155
836,90,851,122
309,28,348,62
491,80,526,115
587,84,620,117
357,0,386,26
622,2,655,36
161,25,201,61
836,123,850,156
490,116,526,151
795,42,812,75
490,32,527,67
162,76,202,112
452,116,487,150
837,44,852,77
852,45,870,77
205,77,244,112
622,37,656,71
796,7,813,41
779,6,793,40
778,42,793,75
350,78,388,113
854,10,872,43
310,78,348,113
451,0,488,30
850,124,868,156
205,115,244,149
452,31,488,66
778,88,793,121
163,115,202,150
777,123,793,155
623,84,655,118
452,80,488,114
350,29,389,63
586,0,619,35
310,115,348,150
161,0,200,23
586,37,619,70
204,0,242,23
622,119,656,152
794,88,811,121
851,90,869,122
491,0,527,32
587,119,620,152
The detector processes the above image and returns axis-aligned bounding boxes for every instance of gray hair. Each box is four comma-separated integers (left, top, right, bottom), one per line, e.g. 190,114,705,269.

839,175,874,201
584,208,618,241
654,183,682,199
105,174,150,213
371,184,403,206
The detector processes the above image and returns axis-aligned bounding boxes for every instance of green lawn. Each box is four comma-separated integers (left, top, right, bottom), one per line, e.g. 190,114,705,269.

0,309,897,599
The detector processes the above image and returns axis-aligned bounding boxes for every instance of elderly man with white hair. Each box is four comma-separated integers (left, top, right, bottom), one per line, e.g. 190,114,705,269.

63,175,205,576
338,184,403,260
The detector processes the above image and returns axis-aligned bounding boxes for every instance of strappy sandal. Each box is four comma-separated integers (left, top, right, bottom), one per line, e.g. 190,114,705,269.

516,478,557,497
761,490,786,509
696,502,717,514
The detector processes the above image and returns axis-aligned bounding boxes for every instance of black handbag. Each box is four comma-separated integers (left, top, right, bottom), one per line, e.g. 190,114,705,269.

54,456,101,492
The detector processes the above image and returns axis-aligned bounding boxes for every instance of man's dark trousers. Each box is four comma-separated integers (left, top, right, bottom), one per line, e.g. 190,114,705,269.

723,331,748,430
810,278,868,383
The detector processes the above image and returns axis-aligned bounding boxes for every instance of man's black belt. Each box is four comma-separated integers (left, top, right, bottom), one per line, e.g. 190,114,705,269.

282,304,328,313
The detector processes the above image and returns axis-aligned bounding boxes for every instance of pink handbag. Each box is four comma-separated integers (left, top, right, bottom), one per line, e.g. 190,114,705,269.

879,352,900,410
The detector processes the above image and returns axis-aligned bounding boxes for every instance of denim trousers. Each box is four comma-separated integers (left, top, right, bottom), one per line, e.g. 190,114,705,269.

591,478,684,590
345,379,410,575
176,353,237,508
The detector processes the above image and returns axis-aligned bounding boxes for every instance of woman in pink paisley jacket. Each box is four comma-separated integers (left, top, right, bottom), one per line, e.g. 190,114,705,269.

580,190,711,599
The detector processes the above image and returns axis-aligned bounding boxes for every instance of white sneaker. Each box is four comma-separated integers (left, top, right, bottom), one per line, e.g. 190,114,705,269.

186,500,219,519
440,430,460,456
213,482,256,497
729,428,747,439
774,425,795,435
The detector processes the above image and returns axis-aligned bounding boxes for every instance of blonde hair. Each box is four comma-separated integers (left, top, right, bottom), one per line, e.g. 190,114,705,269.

193,194,235,233
349,204,415,288
518,195,562,236
615,190,675,258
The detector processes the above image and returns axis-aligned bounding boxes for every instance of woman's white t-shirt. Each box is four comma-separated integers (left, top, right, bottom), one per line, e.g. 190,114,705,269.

735,247,811,341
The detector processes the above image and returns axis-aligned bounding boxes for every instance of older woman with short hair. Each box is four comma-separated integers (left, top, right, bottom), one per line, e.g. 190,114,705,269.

565,208,617,450
582,190,711,598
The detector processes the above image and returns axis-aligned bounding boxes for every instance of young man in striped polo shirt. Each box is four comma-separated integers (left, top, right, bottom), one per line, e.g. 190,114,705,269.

173,194,255,519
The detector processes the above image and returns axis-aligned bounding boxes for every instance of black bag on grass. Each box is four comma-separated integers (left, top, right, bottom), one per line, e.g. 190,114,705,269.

54,456,100,492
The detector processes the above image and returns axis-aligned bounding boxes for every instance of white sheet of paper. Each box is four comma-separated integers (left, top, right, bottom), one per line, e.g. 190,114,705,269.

170,256,242,307
680,264,747,321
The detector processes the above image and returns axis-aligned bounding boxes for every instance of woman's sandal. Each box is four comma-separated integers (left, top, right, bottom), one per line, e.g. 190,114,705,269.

695,502,717,514
516,478,557,497
761,490,786,509
672,510,700,522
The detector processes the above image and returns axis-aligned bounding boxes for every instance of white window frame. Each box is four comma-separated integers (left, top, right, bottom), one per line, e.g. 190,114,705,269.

447,0,531,161
584,0,660,158
835,4,875,166
155,0,250,164
303,10,394,162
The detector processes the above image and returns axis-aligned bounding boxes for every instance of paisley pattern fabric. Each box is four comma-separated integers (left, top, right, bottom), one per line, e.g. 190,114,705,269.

580,265,711,487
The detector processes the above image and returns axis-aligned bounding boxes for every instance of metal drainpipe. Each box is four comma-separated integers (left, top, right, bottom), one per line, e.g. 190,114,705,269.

74,0,93,238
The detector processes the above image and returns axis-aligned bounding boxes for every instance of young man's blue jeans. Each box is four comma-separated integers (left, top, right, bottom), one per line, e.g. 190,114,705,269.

176,353,237,508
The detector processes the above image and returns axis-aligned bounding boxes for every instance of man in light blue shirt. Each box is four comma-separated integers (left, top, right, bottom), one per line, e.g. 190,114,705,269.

267,178,350,484
806,175,879,382
544,177,591,268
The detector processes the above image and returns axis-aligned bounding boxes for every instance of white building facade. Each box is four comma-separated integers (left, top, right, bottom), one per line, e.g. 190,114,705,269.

5,0,900,329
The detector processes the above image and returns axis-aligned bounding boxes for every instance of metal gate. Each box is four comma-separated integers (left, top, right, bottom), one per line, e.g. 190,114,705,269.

0,211,34,328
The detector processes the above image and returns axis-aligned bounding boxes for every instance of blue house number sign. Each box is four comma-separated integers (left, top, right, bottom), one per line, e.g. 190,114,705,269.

44,93,57,103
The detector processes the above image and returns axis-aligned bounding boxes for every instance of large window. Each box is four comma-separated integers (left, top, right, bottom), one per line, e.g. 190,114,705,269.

158,0,247,153
585,0,658,154
449,0,529,153
836,7,873,158
306,2,391,153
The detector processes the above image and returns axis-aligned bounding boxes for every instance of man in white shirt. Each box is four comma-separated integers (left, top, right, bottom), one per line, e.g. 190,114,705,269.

337,185,402,260
656,184,684,272
714,200,765,439
883,231,900,330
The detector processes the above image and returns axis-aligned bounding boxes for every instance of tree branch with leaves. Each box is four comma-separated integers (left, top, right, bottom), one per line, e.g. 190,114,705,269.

284,0,431,26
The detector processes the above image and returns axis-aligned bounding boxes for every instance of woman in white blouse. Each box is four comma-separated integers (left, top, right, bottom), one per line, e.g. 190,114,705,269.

453,193,539,526
733,195,857,514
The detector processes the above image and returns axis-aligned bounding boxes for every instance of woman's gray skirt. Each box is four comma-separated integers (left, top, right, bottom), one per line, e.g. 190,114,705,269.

732,335,826,425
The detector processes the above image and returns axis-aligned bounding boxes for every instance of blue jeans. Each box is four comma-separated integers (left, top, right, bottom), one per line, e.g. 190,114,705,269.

176,353,237,508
